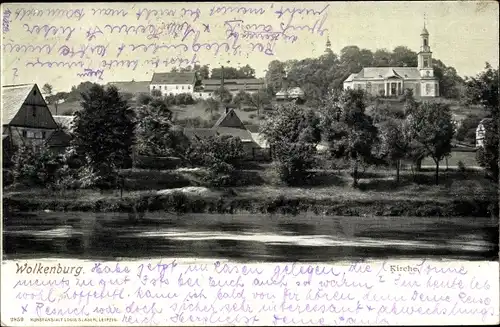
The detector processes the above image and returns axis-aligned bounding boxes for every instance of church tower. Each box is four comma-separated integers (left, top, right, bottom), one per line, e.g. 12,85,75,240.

417,18,433,78
325,36,333,55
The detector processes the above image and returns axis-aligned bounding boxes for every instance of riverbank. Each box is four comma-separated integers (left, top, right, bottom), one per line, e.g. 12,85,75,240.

3,187,497,217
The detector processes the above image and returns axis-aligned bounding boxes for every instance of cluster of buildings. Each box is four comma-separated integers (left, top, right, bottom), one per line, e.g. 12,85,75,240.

108,73,269,100
1,83,273,163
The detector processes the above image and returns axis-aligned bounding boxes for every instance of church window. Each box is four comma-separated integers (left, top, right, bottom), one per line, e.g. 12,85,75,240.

424,39,428,46
423,58,429,68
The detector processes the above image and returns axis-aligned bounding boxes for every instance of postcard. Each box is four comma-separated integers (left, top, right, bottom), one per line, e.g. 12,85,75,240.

1,1,499,326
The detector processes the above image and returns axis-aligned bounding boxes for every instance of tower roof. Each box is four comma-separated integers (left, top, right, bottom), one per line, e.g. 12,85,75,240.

421,27,429,35
326,36,331,48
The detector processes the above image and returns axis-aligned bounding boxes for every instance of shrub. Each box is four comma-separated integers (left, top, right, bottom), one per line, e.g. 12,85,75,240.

134,156,182,170
458,160,466,173
242,107,257,112
12,145,60,187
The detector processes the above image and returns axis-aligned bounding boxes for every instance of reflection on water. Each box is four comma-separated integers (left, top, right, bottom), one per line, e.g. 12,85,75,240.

3,212,498,261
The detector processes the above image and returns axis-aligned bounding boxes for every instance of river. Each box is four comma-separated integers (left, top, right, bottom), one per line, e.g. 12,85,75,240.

3,211,498,261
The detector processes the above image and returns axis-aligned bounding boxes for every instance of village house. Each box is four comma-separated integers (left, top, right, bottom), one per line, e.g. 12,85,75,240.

195,78,266,100
2,84,59,159
343,25,439,97
183,107,269,160
149,72,198,96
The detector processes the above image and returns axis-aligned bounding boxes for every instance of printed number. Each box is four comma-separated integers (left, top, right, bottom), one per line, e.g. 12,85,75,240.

11,317,24,322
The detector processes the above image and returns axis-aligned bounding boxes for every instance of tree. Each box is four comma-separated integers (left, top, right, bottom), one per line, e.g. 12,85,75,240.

186,134,244,187
265,60,287,94
455,114,482,144
390,46,418,67
137,93,153,106
237,64,256,78
433,59,465,99
465,62,499,181
232,90,252,109
213,86,233,104
247,89,272,116
42,83,57,114
260,103,321,185
151,89,162,97
72,84,136,188
12,144,59,187
210,66,239,79
372,49,392,67
136,98,182,157
321,89,378,187
204,98,220,117
408,102,454,185
476,118,499,182
378,118,413,183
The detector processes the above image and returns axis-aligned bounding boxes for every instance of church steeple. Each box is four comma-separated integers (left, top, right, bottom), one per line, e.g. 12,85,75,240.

417,15,433,78
325,36,333,54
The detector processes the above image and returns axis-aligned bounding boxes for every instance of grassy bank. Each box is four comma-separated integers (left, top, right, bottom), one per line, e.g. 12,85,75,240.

3,189,496,218
4,165,497,218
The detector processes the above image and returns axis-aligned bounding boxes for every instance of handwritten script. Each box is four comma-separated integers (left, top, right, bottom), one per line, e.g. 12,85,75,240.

2,3,330,83
1,259,498,325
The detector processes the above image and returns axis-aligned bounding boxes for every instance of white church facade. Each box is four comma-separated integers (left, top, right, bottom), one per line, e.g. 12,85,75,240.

343,26,439,97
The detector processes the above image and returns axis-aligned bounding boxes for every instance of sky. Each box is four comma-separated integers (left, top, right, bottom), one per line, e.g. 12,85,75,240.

1,1,499,94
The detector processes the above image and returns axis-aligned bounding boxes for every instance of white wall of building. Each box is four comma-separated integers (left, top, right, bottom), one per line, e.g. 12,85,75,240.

150,83,194,96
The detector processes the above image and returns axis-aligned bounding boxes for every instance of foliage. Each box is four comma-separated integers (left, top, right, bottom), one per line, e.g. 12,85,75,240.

12,145,59,186
455,114,482,144
261,103,321,185
186,134,245,187
204,98,220,116
209,65,256,79
476,118,498,182
42,83,53,98
135,98,188,158
151,89,162,97
464,62,499,117
465,62,499,181
72,84,136,189
408,102,454,185
232,91,252,108
137,93,153,106
432,59,465,99
164,93,195,106
320,89,379,187
213,86,233,104
378,118,413,182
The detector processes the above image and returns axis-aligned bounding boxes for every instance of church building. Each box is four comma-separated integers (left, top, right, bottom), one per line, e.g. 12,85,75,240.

343,25,439,97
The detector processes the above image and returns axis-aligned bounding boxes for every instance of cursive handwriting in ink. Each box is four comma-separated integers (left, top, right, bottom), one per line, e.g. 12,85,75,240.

22,24,76,41
13,8,85,21
91,8,128,17
77,68,105,80
3,42,54,54
2,8,11,33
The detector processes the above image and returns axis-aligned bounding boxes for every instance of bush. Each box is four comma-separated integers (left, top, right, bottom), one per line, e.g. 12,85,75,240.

458,160,466,173
134,155,182,170
242,107,257,112
12,145,60,187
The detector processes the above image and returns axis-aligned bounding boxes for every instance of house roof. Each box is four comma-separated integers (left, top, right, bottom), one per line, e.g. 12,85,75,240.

52,115,75,132
201,79,265,92
213,108,246,129
151,72,196,85
107,81,150,94
346,67,423,81
2,84,37,124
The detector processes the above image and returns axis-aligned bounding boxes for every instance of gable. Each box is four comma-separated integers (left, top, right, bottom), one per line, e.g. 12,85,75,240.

213,109,246,130
6,84,58,129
